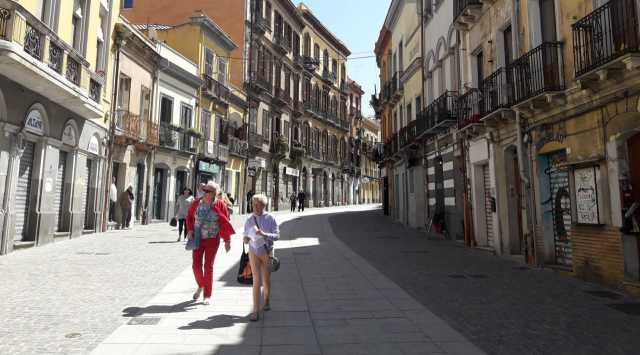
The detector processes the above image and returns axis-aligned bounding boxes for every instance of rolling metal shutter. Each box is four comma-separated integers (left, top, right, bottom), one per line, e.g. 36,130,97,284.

549,166,572,266
54,151,67,232
15,141,35,241
82,159,92,229
483,165,495,248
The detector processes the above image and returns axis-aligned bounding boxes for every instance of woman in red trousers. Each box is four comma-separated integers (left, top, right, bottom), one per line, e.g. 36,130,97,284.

186,181,235,305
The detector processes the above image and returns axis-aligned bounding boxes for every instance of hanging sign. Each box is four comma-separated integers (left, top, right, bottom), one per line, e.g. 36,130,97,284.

88,135,100,155
574,166,600,225
62,123,77,146
285,167,300,177
24,110,44,135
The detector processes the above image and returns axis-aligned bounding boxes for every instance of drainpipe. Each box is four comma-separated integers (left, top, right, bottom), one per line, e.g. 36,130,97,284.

420,1,430,224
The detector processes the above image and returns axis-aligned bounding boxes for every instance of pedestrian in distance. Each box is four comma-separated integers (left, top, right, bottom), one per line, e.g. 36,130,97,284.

118,185,134,229
243,194,279,321
109,177,117,222
297,190,306,212
290,193,297,212
186,181,235,305
174,188,194,242
246,189,254,214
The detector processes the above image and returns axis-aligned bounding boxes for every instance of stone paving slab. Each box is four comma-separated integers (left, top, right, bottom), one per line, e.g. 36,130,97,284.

89,205,484,355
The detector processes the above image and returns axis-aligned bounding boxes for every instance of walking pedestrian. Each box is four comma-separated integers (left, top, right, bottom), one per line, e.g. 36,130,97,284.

119,185,134,229
174,188,194,242
246,190,254,214
290,193,297,212
297,190,306,212
186,181,235,305
243,194,279,321
109,177,117,222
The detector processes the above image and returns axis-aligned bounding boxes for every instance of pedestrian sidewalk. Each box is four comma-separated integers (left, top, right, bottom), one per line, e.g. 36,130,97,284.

90,205,485,355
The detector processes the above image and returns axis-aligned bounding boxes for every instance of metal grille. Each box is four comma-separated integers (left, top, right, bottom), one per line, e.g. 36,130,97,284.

483,165,495,248
549,163,572,266
15,142,35,241
82,159,92,229
54,151,67,232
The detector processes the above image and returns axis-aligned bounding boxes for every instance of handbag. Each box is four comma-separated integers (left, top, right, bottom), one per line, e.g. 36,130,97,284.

185,228,200,251
170,217,177,227
253,216,280,273
237,243,253,284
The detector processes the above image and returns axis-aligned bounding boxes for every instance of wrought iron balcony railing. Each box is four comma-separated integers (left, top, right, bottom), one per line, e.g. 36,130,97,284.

457,89,482,129
509,42,564,104
480,67,513,116
159,124,198,152
249,132,263,150
203,75,230,103
229,135,249,158
572,0,639,77
274,33,291,53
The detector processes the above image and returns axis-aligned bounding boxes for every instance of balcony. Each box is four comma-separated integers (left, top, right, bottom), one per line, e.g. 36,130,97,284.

480,67,514,120
304,100,322,118
253,14,271,34
229,135,249,158
454,0,483,30
418,91,458,136
572,0,640,85
293,54,304,69
159,124,199,153
115,110,158,147
290,140,305,161
457,89,483,130
273,87,292,107
391,72,403,102
248,72,272,96
302,56,319,72
399,120,418,148
248,131,264,153
270,134,289,158
322,68,337,84
0,0,103,118
311,148,322,161
202,140,229,163
274,33,291,54
203,75,230,104
293,100,304,117
510,42,564,108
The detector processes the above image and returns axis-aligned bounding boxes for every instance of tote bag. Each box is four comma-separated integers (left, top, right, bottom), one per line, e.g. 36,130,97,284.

237,243,253,284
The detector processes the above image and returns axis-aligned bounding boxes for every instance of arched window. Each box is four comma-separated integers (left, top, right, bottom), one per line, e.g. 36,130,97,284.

304,33,311,57
323,49,329,71
314,43,320,61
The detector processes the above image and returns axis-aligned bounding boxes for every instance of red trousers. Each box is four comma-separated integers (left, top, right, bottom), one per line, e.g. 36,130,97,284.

192,238,221,298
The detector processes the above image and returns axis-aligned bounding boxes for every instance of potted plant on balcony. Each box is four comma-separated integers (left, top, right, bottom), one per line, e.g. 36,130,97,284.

184,128,203,139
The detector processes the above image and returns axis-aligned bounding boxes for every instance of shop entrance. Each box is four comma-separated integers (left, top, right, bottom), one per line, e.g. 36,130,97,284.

540,150,572,267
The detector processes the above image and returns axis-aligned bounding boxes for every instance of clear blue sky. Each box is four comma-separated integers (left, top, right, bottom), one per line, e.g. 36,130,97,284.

296,0,389,117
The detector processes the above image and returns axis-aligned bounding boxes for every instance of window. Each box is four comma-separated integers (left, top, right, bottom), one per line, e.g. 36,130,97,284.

265,2,272,29
180,104,193,128
285,69,291,96
140,86,151,121
407,103,412,123
160,96,173,124
323,50,329,71
205,48,214,76
72,0,87,53
293,32,300,58
285,23,292,50
96,9,108,71
332,59,337,75
398,40,403,72
249,108,258,133
41,0,60,30
117,75,131,111
274,62,281,90
415,96,422,115
201,110,212,140
314,44,320,61
262,109,270,138
218,57,227,84
503,25,513,67
283,120,290,141
304,34,311,57
123,0,134,9
274,11,283,38
476,50,484,86
216,114,226,142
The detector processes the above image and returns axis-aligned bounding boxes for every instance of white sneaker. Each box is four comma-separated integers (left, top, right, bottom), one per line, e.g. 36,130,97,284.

193,288,203,300
203,298,210,305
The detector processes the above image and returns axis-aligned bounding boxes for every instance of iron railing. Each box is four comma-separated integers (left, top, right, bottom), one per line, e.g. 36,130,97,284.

249,132,263,149
572,0,639,77
204,75,230,103
457,89,482,129
426,91,458,132
229,136,249,157
509,42,564,104
454,0,483,22
480,67,513,116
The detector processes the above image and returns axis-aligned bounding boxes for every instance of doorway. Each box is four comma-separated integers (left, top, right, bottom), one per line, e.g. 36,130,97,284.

153,167,166,220
135,163,145,221
505,147,524,254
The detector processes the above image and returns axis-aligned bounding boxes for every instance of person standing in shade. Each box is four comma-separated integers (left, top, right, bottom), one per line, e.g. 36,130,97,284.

289,193,297,212
186,181,235,305
297,190,306,212
175,188,194,242
109,177,117,222
119,185,134,229
246,189,254,214
243,194,279,321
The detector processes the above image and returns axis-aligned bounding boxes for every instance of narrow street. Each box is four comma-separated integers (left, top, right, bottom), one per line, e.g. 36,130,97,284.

1,206,638,355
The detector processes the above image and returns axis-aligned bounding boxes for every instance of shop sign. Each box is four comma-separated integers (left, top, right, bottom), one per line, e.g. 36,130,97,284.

248,158,266,169
536,123,566,151
88,136,100,155
574,166,600,224
62,124,77,147
199,161,220,175
285,167,300,177
24,110,44,136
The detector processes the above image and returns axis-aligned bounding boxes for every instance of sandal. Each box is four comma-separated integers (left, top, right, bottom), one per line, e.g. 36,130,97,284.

249,312,259,322
263,301,271,311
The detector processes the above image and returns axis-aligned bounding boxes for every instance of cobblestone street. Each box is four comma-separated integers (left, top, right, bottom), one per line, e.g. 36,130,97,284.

3,206,640,355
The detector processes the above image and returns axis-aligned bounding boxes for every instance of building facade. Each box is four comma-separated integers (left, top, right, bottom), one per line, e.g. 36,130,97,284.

375,0,640,293
0,0,117,254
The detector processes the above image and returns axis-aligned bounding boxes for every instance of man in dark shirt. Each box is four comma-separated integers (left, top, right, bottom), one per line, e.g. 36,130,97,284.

297,190,306,212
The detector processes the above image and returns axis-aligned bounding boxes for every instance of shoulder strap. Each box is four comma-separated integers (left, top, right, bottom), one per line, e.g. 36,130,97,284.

253,215,261,229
